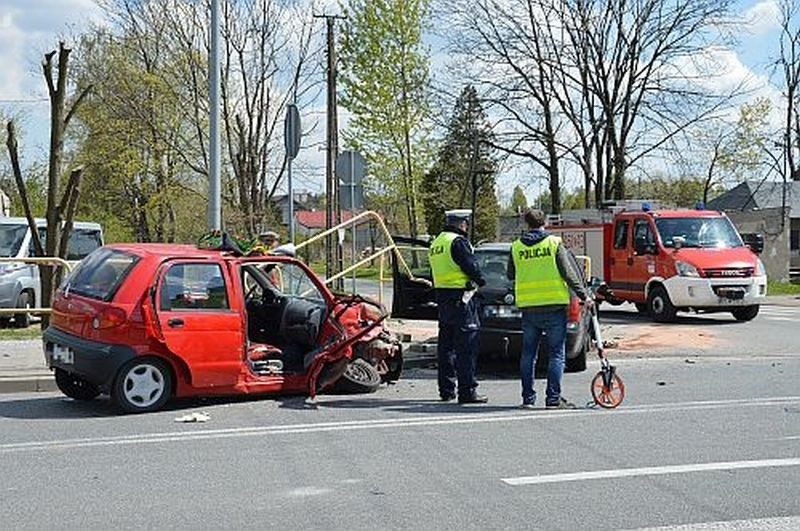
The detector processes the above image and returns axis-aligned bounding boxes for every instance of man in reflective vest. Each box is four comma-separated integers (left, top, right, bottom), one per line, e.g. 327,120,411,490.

507,208,592,409
429,209,487,404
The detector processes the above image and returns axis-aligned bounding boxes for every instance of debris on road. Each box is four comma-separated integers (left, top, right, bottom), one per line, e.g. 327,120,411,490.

174,411,211,423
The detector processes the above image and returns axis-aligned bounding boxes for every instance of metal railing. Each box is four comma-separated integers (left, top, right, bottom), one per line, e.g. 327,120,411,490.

0,257,72,316
293,210,431,304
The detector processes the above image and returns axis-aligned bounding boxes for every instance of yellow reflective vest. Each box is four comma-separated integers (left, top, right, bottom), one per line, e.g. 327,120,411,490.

429,231,470,289
511,235,570,307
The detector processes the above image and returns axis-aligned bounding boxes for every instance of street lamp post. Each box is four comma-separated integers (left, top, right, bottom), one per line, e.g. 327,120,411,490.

208,0,221,231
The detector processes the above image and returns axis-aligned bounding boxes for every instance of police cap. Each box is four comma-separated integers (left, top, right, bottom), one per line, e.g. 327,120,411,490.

445,209,472,225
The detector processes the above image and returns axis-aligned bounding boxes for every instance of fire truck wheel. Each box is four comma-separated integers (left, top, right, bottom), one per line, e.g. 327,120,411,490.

731,305,759,322
647,285,677,322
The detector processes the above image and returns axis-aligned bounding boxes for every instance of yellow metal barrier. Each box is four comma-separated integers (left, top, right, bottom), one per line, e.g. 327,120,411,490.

292,210,431,305
574,255,592,280
0,257,72,316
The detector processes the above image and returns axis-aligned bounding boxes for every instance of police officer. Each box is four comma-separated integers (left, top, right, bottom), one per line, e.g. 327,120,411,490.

507,208,592,409
429,209,487,404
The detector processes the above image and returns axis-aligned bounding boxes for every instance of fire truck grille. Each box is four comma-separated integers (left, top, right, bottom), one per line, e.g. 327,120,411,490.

703,268,753,278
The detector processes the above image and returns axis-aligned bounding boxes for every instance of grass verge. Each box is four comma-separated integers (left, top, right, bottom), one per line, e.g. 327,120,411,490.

0,325,43,340
768,280,800,295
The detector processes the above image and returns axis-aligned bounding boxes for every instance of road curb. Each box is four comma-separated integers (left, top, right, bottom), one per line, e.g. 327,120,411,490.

0,373,56,394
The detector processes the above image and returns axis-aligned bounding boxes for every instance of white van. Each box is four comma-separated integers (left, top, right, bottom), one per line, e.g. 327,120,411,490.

0,218,104,327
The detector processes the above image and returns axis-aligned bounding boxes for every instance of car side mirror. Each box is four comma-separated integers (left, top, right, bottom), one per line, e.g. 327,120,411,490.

740,232,764,255
672,236,686,251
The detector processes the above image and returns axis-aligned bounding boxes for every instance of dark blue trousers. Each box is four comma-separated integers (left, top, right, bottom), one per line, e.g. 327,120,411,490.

436,297,480,399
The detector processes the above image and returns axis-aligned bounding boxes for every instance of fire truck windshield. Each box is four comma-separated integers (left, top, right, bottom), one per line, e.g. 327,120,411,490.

655,217,744,249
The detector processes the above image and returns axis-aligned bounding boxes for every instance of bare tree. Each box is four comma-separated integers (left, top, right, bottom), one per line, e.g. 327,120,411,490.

443,0,740,209
5,42,90,327
80,0,322,240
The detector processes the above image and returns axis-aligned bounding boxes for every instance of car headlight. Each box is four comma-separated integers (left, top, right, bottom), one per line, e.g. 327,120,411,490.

675,260,700,277
756,258,766,276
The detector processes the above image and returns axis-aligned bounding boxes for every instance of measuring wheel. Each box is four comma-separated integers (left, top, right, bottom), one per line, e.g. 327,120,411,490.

590,361,625,409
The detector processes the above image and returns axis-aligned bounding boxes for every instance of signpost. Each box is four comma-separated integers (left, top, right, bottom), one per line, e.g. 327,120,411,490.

284,103,301,242
335,150,366,292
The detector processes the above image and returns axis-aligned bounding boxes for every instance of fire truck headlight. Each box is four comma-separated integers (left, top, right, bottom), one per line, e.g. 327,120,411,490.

676,261,700,277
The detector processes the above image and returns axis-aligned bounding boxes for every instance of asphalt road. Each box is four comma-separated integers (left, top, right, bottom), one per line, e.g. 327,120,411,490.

1,346,799,529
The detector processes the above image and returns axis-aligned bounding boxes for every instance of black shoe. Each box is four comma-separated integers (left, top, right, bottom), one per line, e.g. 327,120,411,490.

440,394,456,402
545,397,576,410
458,394,488,404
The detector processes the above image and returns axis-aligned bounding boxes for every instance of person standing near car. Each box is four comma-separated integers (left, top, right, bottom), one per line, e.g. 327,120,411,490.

429,209,488,404
507,208,592,409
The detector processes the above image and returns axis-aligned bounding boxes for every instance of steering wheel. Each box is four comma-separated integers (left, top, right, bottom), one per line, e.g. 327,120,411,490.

245,283,260,302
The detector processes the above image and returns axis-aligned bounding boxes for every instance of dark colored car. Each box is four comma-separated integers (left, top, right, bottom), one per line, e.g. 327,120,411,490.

392,239,590,372
44,243,403,413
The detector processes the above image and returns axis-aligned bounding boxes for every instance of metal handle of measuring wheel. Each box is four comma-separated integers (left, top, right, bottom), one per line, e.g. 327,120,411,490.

590,304,605,359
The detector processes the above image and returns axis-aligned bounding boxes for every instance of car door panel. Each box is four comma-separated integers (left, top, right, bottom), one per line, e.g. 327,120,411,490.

155,261,244,388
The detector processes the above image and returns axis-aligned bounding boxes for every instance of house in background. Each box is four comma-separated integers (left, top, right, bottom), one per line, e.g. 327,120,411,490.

270,192,313,227
707,180,800,281
295,210,370,240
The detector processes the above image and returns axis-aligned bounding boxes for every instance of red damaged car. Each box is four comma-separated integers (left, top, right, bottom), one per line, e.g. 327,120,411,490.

43,243,402,413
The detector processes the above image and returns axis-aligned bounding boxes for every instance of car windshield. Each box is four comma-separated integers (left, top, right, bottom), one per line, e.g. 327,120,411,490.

475,249,511,288
655,217,744,249
0,224,28,258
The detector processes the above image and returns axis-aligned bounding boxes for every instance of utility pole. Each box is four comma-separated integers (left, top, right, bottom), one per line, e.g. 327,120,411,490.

315,13,345,284
207,0,221,231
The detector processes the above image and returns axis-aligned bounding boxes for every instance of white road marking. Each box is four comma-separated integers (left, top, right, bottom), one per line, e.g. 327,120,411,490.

0,396,798,454
631,515,800,530
501,458,800,486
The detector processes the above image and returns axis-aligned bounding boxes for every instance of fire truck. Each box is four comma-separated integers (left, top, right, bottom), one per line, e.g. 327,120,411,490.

548,201,767,322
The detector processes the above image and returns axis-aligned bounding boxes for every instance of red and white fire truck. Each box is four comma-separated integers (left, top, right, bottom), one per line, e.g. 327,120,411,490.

549,201,767,322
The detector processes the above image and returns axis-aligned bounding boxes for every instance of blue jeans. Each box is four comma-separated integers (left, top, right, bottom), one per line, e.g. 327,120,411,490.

520,309,567,405
437,298,480,399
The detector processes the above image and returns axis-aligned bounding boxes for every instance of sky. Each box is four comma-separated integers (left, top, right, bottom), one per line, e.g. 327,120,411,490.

0,0,791,205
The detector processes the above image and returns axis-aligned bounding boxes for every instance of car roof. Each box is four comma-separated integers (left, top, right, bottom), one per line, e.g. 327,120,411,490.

105,243,297,264
475,242,511,252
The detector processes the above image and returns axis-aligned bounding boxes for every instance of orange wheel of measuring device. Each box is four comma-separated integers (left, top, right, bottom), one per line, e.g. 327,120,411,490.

591,371,625,409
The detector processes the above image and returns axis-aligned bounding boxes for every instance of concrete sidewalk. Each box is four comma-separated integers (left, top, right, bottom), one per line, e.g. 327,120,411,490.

1,295,797,395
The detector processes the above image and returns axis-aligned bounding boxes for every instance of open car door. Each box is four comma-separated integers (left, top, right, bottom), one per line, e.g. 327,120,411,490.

390,236,437,320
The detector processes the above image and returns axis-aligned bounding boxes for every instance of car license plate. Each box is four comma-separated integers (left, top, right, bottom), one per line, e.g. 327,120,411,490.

52,344,74,364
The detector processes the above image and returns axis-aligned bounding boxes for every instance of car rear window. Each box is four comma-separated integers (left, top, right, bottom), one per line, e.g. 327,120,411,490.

64,248,139,301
